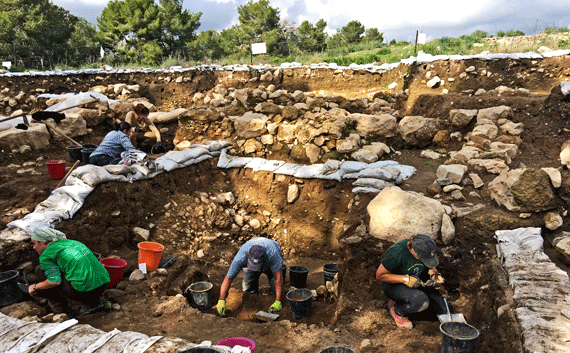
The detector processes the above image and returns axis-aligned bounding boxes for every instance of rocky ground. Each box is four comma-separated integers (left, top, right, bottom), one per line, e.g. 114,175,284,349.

1,54,570,352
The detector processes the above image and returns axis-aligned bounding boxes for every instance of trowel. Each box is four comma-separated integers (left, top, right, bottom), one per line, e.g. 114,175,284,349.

254,310,279,322
437,298,467,324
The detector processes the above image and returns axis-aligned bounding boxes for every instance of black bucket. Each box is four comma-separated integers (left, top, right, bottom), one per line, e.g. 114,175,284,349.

178,347,223,353
440,322,480,353
67,145,82,162
0,270,22,307
286,288,312,319
319,347,356,353
323,263,338,284
289,266,309,288
81,147,96,164
184,281,214,310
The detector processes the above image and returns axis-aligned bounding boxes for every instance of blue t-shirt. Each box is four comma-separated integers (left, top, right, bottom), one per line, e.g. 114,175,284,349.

90,130,136,160
226,237,283,279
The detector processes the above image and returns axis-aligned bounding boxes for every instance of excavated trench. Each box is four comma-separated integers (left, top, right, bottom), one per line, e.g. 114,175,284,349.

3,56,570,351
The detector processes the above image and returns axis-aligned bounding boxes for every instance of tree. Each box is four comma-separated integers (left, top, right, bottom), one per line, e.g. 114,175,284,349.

236,0,285,55
340,20,365,44
364,28,384,43
187,30,225,61
97,0,201,65
298,19,327,52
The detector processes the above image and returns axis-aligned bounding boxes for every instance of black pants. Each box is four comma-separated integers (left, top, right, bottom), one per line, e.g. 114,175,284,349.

383,283,446,317
89,154,120,166
34,266,108,314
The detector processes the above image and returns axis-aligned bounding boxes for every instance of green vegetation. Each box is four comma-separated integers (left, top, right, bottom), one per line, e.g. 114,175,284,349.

1,0,569,71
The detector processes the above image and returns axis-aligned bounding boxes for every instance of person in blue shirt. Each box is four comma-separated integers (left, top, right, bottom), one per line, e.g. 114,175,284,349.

88,122,137,166
216,237,284,316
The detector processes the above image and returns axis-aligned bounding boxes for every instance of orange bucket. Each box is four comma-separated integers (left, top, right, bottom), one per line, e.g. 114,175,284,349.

46,160,66,179
137,242,164,272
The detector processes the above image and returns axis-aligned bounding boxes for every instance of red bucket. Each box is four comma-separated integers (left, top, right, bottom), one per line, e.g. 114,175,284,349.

46,160,66,179
100,257,127,288
216,337,256,352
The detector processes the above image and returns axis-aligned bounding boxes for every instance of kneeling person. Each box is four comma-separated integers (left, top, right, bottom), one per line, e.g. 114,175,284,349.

29,227,110,317
376,233,446,329
217,237,284,316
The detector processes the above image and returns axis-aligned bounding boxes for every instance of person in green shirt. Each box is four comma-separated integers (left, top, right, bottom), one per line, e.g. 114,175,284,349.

28,227,110,317
376,233,446,329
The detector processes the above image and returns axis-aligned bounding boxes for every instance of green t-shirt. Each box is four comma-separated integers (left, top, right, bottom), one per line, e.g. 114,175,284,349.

39,239,110,292
380,239,427,292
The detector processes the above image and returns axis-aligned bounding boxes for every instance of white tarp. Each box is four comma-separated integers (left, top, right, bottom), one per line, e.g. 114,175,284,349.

495,227,570,353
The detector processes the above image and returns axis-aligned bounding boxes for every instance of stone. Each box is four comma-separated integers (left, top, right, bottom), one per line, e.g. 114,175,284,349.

291,90,305,102
367,186,445,242
129,269,145,282
133,227,150,241
421,150,442,159
305,144,321,164
288,184,300,203
215,192,235,205
436,164,468,184
354,113,398,137
427,76,441,88
468,159,509,174
477,106,513,124
541,167,561,188
282,106,299,120
471,124,499,139
197,249,205,258
18,145,32,154
336,137,360,154
351,149,378,163
243,139,263,154
500,121,524,135
260,134,274,145
234,215,244,227
360,339,374,353
443,185,462,193
450,190,465,200
469,173,484,188
249,219,261,229
489,168,556,212
427,181,442,196
277,123,296,143
555,236,570,264
233,112,267,138
436,178,453,186
0,124,50,150
441,214,455,244
399,116,441,147
561,140,570,167
545,212,563,230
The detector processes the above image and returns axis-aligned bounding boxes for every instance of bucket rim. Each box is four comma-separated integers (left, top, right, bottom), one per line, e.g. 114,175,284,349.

286,288,313,301
186,281,213,293
46,160,66,165
100,257,127,268
0,270,19,283
289,265,309,272
216,336,256,350
439,322,480,340
138,241,165,252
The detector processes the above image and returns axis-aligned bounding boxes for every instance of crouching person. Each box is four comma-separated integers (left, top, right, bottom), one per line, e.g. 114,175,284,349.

376,233,446,329
29,227,110,318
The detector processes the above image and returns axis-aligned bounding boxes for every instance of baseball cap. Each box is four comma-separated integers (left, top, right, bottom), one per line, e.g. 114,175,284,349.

411,234,439,268
247,245,266,272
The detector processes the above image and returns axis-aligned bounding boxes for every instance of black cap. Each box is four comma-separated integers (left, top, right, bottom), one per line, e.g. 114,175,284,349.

412,234,439,268
247,245,266,272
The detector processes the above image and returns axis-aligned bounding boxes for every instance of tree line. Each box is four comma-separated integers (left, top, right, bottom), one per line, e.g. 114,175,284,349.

0,0,384,70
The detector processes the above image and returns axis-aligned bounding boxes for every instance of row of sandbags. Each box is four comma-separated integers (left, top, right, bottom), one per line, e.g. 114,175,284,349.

217,149,416,194
496,227,570,353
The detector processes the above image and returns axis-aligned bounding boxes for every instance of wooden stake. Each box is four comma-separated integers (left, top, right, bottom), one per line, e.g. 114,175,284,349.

55,160,80,189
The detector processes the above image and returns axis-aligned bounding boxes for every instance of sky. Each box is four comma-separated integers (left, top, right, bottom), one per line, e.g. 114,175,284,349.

52,0,570,42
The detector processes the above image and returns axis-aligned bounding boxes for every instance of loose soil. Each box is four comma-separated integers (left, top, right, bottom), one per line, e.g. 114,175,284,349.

2,55,570,352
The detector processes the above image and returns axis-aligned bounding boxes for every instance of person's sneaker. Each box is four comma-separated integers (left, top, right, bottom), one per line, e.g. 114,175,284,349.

388,300,413,329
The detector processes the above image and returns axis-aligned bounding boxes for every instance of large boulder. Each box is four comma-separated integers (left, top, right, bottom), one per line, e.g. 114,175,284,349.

367,186,445,242
233,112,268,139
66,108,107,127
399,116,442,147
44,116,87,141
488,168,557,212
353,113,398,137
0,123,50,150
476,106,513,124
436,164,468,183
449,109,477,129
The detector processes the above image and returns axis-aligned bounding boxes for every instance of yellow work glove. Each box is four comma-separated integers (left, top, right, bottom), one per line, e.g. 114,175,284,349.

431,273,444,285
269,300,282,313
403,274,421,288
216,299,226,316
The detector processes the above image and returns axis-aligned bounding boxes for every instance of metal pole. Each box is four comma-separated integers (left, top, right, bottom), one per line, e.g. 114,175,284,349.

250,39,253,65
414,30,419,54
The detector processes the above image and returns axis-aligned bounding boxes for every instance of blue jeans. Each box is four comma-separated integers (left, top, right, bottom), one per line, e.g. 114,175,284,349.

89,154,121,166
242,268,276,296
384,284,446,317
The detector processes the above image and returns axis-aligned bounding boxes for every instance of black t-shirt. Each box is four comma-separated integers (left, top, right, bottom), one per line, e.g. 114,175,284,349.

380,240,427,292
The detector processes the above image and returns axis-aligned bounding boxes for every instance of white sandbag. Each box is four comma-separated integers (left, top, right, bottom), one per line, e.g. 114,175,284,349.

156,158,180,172
314,170,342,182
44,92,112,112
52,184,94,205
367,160,400,168
0,227,30,241
104,165,132,175
203,140,233,152
71,165,127,187
352,186,383,194
7,212,58,234
181,154,213,167
162,147,209,164
357,166,401,181
244,158,267,171
340,161,368,174
258,160,286,172
217,149,253,169
394,165,417,184
342,172,360,179
321,159,342,175
274,163,303,176
209,150,221,157
130,164,152,176
293,164,326,179
353,178,392,190
35,192,81,219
